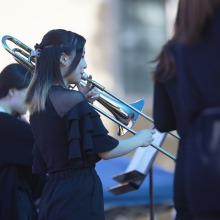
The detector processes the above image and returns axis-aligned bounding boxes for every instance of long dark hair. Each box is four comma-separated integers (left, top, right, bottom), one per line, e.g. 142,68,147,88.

174,0,220,44
152,40,176,82
25,29,86,113
153,0,220,82
0,63,31,99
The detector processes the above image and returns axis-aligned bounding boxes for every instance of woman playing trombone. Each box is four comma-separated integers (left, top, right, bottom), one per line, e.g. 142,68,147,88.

25,29,155,220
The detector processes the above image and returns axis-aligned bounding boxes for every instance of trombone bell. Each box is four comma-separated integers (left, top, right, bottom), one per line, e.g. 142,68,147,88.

80,79,145,136
98,94,144,136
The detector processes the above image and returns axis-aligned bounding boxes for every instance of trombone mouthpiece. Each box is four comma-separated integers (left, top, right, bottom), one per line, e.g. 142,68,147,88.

82,73,88,80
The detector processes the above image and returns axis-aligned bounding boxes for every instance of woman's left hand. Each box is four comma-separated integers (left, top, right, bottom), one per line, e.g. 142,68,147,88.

77,75,100,103
84,87,100,103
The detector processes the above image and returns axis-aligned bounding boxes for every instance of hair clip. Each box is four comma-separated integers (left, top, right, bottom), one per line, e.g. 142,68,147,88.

30,49,41,57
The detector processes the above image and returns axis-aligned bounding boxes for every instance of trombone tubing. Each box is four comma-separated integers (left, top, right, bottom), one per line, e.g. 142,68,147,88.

93,104,176,161
83,76,180,140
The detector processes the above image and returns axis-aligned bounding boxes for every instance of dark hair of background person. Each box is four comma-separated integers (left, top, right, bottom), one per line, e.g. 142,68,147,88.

174,0,220,44
152,40,176,83
152,0,220,83
0,63,31,99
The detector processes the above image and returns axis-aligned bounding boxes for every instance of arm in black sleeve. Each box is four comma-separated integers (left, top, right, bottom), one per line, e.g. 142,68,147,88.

153,81,176,132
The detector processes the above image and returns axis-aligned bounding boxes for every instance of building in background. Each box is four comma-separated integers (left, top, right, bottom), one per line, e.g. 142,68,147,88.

91,0,178,101
0,0,177,108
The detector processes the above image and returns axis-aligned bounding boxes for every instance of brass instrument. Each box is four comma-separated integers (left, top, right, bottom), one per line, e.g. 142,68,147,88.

2,35,178,161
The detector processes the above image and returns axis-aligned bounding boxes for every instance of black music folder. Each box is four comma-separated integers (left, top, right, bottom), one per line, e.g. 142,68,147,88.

108,129,167,195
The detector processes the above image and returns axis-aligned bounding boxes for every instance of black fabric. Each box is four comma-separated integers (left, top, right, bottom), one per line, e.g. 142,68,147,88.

153,44,192,219
153,79,186,136
0,113,34,165
176,8,220,134
29,86,119,219
153,79,193,219
185,108,220,214
30,86,119,174
175,7,220,217
173,139,193,220
154,8,220,218
0,113,45,220
39,167,104,220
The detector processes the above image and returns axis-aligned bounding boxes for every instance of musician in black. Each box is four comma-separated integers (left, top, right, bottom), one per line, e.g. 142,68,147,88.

25,29,155,220
175,0,220,219
153,39,192,220
0,63,45,220
153,0,220,219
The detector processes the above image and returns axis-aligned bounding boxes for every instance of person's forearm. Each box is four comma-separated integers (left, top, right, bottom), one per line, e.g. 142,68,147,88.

98,135,143,160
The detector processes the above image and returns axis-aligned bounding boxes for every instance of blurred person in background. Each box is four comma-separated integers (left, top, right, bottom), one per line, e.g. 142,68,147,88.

152,39,192,220
175,0,220,219
0,63,45,220
153,0,220,219
25,28,155,220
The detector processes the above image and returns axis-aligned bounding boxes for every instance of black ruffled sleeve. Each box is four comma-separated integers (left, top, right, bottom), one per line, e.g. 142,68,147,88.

65,100,119,160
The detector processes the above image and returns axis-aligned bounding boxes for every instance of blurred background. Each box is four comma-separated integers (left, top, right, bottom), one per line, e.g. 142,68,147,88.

0,0,178,219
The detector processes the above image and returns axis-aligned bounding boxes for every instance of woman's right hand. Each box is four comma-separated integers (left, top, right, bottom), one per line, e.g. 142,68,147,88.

136,128,155,147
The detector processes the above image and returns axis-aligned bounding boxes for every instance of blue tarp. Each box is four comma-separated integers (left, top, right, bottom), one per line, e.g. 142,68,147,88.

96,156,174,208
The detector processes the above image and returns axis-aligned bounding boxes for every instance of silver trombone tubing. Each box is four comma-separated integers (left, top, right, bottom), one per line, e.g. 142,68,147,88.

82,73,180,140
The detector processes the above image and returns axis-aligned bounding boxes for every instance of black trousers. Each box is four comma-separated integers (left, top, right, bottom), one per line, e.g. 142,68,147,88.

39,167,105,220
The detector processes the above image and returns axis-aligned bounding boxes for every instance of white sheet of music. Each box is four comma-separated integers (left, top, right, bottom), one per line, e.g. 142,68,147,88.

125,129,167,174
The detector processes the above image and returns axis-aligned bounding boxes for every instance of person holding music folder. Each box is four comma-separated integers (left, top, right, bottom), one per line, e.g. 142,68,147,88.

153,0,220,219
0,63,45,220
24,29,155,220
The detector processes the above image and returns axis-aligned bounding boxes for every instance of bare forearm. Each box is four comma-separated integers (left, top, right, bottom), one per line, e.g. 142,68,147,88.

98,135,144,160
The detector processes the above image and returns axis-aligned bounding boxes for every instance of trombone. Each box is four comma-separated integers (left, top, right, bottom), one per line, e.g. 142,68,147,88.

2,35,178,161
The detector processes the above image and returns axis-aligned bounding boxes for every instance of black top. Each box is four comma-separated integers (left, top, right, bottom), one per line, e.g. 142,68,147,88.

0,112,45,220
154,8,220,137
153,7,220,216
0,113,34,165
153,41,188,138
154,77,182,135
30,86,119,174
152,40,197,219
174,8,220,213
176,7,220,134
